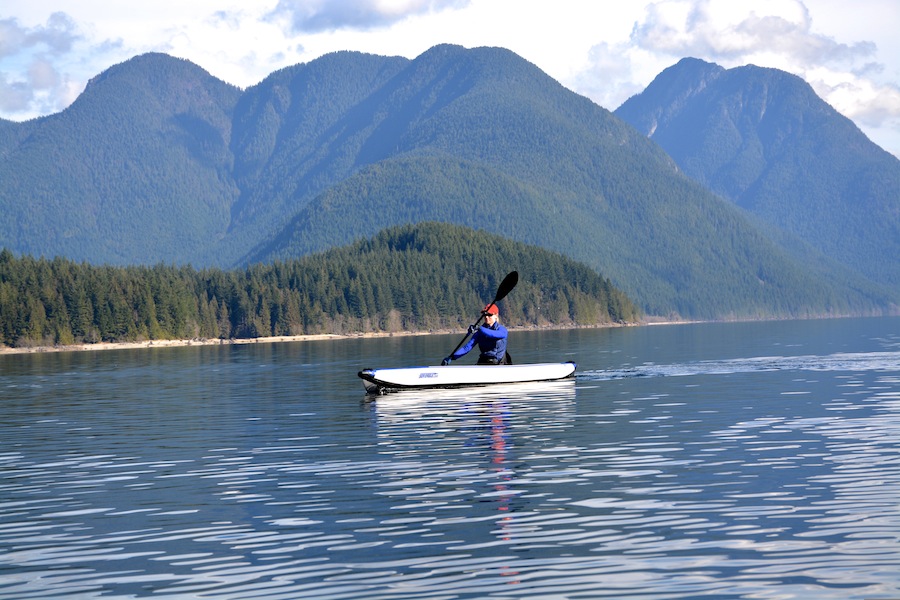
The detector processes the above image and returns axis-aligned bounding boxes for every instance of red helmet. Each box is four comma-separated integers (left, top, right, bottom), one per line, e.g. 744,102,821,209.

482,303,499,316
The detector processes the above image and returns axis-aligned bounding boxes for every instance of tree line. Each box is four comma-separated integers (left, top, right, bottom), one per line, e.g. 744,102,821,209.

0,223,640,348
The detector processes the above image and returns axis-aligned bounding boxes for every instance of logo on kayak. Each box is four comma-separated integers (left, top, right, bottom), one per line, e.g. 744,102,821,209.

419,372,439,379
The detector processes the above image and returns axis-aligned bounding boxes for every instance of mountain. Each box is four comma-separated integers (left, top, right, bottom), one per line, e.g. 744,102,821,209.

236,46,894,318
225,51,411,256
615,57,900,290
0,54,241,265
0,47,896,320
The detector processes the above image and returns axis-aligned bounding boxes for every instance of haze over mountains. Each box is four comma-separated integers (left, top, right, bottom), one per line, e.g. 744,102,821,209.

0,45,897,320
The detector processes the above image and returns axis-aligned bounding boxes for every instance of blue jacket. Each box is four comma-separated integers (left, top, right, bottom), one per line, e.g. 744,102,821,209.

451,321,508,362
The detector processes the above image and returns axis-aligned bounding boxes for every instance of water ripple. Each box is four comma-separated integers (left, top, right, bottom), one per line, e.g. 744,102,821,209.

581,350,900,381
2,325,900,598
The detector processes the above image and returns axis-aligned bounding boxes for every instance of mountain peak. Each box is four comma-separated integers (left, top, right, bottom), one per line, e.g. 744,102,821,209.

84,52,223,92
615,58,900,291
616,57,724,137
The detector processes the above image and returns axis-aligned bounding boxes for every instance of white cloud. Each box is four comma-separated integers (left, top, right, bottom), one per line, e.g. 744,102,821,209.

628,0,876,67
28,57,60,89
268,0,471,33
569,42,647,111
0,13,83,114
0,12,80,58
0,75,31,113
808,68,900,154
0,19,29,58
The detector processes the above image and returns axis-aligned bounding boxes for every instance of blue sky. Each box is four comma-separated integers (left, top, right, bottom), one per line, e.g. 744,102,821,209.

2,0,899,157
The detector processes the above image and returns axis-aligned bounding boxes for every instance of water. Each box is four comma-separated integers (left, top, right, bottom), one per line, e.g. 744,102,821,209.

1,318,899,599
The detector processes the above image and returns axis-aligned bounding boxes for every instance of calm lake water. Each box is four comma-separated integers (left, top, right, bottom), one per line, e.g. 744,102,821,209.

2,317,899,599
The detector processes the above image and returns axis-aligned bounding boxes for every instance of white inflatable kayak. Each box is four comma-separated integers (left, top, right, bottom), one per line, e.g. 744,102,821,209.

358,361,577,394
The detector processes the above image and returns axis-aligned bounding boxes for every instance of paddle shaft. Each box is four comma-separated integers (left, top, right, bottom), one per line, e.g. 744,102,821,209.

447,271,518,359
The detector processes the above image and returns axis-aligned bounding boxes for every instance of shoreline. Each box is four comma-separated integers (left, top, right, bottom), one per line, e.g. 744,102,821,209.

0,331,441,356
0,322,655,357
3,314,879,356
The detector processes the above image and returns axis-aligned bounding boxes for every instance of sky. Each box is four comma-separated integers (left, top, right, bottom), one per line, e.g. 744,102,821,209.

2,0,899,158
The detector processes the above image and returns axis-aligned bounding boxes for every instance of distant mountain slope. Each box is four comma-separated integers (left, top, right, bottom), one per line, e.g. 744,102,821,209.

615,57,900,289
0,53,242,265
226,51,410,251
0,118,32,155
0,47,896,319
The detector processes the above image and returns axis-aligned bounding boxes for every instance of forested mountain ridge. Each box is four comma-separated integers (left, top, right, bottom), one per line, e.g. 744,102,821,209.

0,223,639,348
226,51,411,250
615,57,900,289
0,46,896,320
0,53,242,265
233,44,670,265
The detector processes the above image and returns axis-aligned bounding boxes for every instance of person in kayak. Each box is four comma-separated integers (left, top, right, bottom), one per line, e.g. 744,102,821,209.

442,303,511,365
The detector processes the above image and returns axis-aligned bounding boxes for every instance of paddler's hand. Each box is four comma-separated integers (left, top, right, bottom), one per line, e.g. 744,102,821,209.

441,357,452,366
467,324,478,335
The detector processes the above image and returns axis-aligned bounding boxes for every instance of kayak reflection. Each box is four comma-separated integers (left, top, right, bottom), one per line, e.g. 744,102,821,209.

368,380,576,558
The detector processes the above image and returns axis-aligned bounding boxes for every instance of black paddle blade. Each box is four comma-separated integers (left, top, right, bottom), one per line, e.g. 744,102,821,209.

493,271,518,304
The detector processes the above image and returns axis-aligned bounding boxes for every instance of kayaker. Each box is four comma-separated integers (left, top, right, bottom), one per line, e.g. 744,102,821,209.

442,303,511,365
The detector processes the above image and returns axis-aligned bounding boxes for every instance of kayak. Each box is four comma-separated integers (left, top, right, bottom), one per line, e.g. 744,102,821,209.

359,361,577,394
358,361,577,394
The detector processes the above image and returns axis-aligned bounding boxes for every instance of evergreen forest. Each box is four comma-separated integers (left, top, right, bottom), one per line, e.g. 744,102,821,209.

0,223,639,349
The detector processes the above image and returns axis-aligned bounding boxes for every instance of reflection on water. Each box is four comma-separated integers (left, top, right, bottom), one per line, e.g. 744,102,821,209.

1,319,899,599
